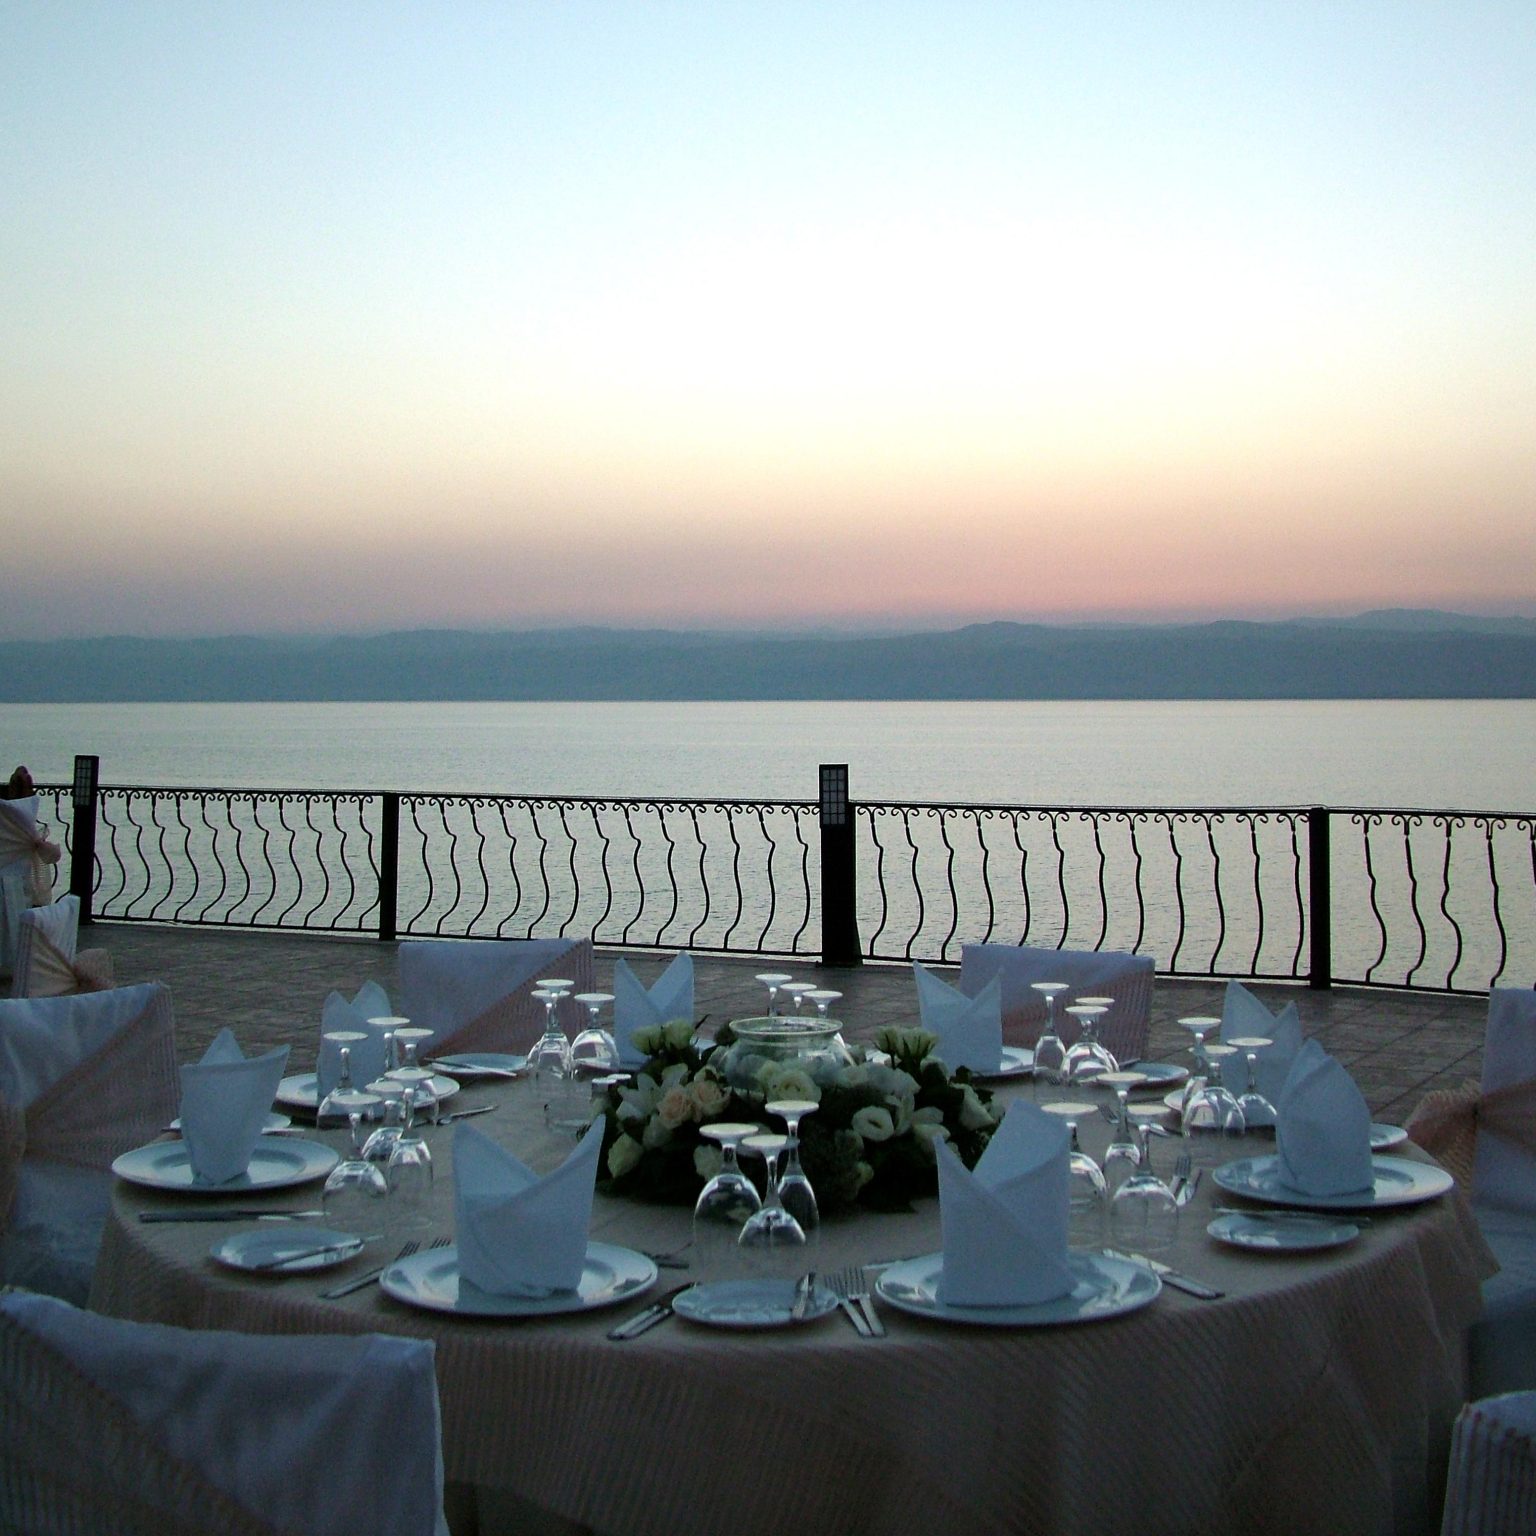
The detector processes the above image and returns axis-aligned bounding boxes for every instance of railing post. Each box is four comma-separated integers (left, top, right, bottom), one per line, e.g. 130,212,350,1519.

379,792,400,942
819,764,861,966
1308,806,1332,989
69,754,99,925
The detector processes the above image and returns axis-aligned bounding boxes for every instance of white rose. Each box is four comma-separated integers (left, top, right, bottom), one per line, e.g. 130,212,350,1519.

607,1134,643,1179
693,1145,723,1181
854,1160,875,1190
657,1085,698,1130
838,1064,870,1089
630,1025,663,1058
851,1105,896,1142
689,1074,730,1116
663,1017,695,1050
764,1067,821,1105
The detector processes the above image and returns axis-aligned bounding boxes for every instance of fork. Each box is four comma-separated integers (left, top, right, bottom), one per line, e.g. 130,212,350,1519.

823,1267,872,1337
838,1265,885,1338
321,1235,445,1299
1170,1150,1192,1204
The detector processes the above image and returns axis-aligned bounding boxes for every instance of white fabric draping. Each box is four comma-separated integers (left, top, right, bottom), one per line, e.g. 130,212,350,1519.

10,894,113,998
0,797,60,978
1441,1391,1536,1536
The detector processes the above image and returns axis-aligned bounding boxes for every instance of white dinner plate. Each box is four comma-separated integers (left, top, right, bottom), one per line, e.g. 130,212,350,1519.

1207,1212,1361,1253
111,1139,339,1193
380,1242,656,1317
1114,1062,1189,1089
671,1279,839,1330
968,1046,1035,1082
424,1053,527,1080
274,1072,460,1111
875,1250,1161,1327
1212,1153,1453,1210
169,1111,291,1135
210,1227,367,1274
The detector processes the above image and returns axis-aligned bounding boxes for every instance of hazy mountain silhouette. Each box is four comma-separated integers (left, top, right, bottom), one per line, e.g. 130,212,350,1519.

1,611,1532,701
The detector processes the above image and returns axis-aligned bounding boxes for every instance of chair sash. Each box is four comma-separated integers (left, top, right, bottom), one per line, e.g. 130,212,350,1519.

1407,1078,1536,1192
0,988,177,1237
12,918,113,999
0,799,61,910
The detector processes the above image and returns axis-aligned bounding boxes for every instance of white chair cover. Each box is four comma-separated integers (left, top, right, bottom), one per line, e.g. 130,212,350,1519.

0,1290,450,1536
959,943,1156,1066
0,797,60,978
398,937,596,1056
1441,1391,1536,1536
11,894,113,999
0,984,177,1302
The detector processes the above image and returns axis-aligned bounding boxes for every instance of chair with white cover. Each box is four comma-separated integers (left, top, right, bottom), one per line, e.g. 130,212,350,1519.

1408,987,1536,1398
0,983,177,1303
0,1289,450,1536
959,943,1156,1067
11,894,113,998
1440,1391,1536,1536
399,937,596,1057
0,796,61,981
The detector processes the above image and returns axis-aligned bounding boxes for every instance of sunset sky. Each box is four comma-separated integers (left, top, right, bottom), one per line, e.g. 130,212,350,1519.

3,2,1534,639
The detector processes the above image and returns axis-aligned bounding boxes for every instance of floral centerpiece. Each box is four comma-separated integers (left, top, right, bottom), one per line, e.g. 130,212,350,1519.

594,1019,1000,1213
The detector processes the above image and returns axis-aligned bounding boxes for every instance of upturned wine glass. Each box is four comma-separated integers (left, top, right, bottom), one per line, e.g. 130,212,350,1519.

754,972,792,1016
1111,1108,1179,1253
693,1122,763,1270
1039,1101,1108,1246
1096,1069,1148,1191
1063,1003,1118,1084
387,1036,440,1129
779,982,817,1016
1182,1044,1247,1138
570,991,618,1072
321,1084,387,1231
366,1014,412,1075
1229,1035,1276,1129
765,1098,819,1236
1031,981,1070,1096
737,1133,807,1278
316,1035,368,1128
361,1077,407,1163
384,1084,434,1220
807,989,842,1018
530,989,586,1132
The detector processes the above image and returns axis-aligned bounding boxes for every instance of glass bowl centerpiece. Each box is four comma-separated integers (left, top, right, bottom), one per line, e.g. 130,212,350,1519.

716,1016,854,1098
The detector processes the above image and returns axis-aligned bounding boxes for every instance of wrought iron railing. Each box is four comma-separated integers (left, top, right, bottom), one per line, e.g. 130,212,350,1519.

32,763,1536,994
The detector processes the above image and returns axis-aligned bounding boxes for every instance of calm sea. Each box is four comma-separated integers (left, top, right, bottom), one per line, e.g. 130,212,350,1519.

6,699,1533,811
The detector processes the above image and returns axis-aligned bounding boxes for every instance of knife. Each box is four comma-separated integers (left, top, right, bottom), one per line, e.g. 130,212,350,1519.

249,1236,377,1272
432,1103,498,1125
1102,1248,1224,1300
139,1209,325,1223
607,1282,694,1340
791,1271,817,1322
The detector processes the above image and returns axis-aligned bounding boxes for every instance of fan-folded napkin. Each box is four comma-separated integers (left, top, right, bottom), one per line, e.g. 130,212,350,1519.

937,1101,1075,1306
613,954,693,1067
454,1119,603,1295
914,962,1004,1073
177,1030,290,1184
1219,980,1303,1115
1275,1039,1374,1196
316,980,393,1099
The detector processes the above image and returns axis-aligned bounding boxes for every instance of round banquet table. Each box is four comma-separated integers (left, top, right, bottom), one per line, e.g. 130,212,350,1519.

91,1076,1492,1536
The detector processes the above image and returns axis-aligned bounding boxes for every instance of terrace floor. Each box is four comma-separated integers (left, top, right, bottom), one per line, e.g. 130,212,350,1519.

93,920,1489,1125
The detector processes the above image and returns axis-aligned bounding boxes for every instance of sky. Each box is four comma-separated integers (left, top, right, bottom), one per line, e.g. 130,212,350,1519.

3,2,1534,639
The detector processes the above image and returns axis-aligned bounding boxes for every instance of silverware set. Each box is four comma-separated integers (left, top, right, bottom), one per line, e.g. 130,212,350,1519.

825,1266,885,1337
321,1234,450,1299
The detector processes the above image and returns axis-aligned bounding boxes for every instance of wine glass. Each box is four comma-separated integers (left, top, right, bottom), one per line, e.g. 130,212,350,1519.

1039,1101,1108,1246
1063,1003,1118,1084
361,1077,407,1163
569,991,618,1072
1031,982,1069,1096
1096,1070,1149,1192
366,1014,411,1075
321,1084,387,1232
1229,1035,1276,1130
384,1084,434,1220
807,989,842,1018
737,1133,807,1278
1182,1045,1247,1138
693,1122,763,1270
754,973,792,1016
387,1035,440,1129
529,989,585,1132
316,1034,368,1128
1175,1016,1221,1114
765,1099,819,1236
780,982,817,1016
1111,1108,1180,1253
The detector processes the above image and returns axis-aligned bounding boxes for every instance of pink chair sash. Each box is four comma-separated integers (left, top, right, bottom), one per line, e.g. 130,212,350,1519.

1406,1077,1536,1191
12,914,113,999
0,987,178,1236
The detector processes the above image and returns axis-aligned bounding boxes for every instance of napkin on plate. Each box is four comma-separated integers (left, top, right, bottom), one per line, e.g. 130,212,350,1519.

1274,1039,1374,1197
1219,980,1303,1113
316,980,393,1099
612,954,694,1067
454,1119,603,1295
177,1030,291,1185
937,1101,1075,1306
914,962,1004,1074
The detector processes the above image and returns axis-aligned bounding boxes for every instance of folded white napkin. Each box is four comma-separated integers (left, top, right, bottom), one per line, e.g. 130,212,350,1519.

177,1030,290,1185
454,1119,603,1295
1219,980,1303,1115
316,981,393,1099
914,962,1004,1073
612,954,694,1067
937,1101,1074,1306
1274,1039,1374,1196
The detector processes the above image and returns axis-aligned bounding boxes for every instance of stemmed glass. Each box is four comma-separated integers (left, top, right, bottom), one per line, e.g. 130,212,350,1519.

1182,1045,1247,1138
569,991,618,1072
367,1015,411,1076
1229,1035,1276,1130
737,1133,807,1278
1039,1101,1108,1246
779,982,816,1016
807,990,842,1018
1097,1070,1148,1191
1176,1016,1222,1115
316,1034,368,1128
321,1082,387,1232
1030,981,1069,1096
530,989,585,1132
754,972,792,1016
361,1077,407,1163
1063,1003,1118,1084
765,1099,819,1236
387,1035,440,1129
384,1078,434,1219
693,1122,763,1269
1111,1108,1180,1253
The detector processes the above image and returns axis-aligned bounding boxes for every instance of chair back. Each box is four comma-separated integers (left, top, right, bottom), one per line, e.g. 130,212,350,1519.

11,894,113,999
399,937,595,1055
1441,1390,1536,1536
959,943,1155,1064
0,1290,449,1536
1472,988,1536,1217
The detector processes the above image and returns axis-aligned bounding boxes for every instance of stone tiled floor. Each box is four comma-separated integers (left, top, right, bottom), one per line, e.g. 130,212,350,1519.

92,920,1489,1124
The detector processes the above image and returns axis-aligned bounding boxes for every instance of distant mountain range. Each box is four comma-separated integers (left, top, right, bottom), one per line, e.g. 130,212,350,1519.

2,609,1533,701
